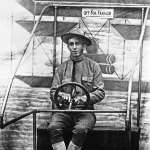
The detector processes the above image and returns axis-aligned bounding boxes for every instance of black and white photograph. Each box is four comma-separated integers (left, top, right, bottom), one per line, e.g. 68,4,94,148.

0,0,150,150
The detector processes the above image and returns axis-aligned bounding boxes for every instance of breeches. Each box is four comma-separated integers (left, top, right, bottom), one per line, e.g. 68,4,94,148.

48,112,96,147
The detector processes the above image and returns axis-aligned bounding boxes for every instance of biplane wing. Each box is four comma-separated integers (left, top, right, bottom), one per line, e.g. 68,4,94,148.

16,0,150,17
16,0,150,40
16,20,77,36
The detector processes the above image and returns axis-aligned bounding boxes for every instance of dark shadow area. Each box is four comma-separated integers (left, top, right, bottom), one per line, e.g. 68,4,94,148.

37,128,139,150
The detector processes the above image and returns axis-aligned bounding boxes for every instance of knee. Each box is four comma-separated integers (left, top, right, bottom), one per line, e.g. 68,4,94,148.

48,123,56,130
48,123,62,131
72,127,88,147
48,123,64,142
73,126,88,135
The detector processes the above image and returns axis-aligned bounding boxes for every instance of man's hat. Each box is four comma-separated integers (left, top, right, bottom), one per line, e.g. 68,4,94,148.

61,31,92,46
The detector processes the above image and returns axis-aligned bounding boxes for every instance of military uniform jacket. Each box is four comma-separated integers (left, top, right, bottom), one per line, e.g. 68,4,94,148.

50,55,105,109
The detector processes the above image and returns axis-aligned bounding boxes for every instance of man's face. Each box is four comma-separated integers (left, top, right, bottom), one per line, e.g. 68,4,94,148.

67,37,85,57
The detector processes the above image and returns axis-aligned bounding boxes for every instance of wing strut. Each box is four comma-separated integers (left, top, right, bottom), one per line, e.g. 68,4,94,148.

0,4,53,128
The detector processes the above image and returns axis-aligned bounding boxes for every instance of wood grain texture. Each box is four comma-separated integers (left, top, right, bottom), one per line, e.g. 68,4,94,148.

0,79,150,150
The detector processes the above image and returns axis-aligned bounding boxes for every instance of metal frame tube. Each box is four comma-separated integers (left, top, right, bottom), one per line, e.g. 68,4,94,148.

137,8,144,128
127,129,132,150
1,109,127,148
1,109,126,129
33,112,37,150
126,7,149,127
125,7,149,149
53,6,57,76
2,110,37,129
0,4,52,121
37,109,126,113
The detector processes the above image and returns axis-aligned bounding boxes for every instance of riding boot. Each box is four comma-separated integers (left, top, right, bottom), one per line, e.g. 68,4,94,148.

67,141,82,150
52,141,66,150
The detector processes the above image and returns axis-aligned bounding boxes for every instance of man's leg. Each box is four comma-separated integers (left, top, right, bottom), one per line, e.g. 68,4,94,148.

67,141,81,150
67,113,96,150
48,113,73,150
52,141,66,150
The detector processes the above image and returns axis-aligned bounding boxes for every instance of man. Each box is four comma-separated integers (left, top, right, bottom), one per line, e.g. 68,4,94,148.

48,31,105,150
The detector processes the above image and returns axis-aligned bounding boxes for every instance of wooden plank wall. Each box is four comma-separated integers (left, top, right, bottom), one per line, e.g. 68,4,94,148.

0,79,51,150
0,78,150,150
139,92,150,150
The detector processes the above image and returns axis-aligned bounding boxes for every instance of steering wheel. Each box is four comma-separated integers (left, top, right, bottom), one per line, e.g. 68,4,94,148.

54,82,90,109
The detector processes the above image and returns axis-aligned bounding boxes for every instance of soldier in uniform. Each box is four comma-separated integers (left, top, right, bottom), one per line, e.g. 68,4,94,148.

48,31,105,150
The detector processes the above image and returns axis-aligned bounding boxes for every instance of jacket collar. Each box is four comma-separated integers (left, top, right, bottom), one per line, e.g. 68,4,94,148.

70,54,84,62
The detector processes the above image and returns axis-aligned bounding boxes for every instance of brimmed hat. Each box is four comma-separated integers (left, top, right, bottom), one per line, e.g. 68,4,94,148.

61,31,92,46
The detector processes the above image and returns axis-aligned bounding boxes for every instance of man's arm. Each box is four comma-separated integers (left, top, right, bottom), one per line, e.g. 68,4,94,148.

50,68,61,101
50,68,71,102
74,63,105,105
89,63,105,104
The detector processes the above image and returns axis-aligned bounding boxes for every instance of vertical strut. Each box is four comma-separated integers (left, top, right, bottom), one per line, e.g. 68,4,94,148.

53,6,57,76
33,112,37,150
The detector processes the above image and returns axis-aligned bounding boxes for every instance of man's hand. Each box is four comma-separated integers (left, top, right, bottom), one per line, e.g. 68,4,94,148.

57,92,87,106
58,92,71,103
74,95,87,105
